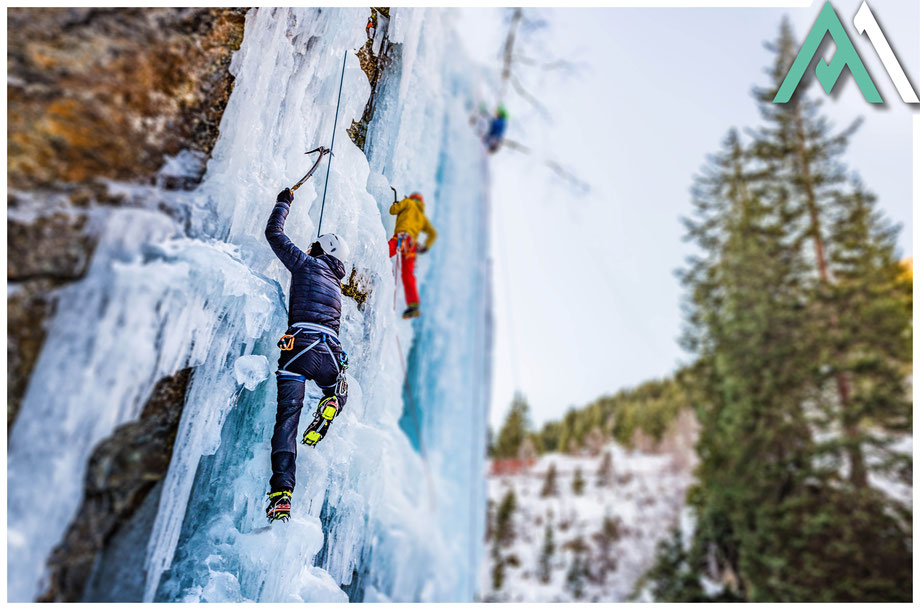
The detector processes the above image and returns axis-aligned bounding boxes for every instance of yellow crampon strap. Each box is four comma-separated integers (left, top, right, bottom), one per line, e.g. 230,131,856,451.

319,396,338,420
267,490,291,499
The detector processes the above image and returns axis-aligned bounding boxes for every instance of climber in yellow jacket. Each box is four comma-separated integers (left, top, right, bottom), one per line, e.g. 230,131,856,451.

389,193,437,319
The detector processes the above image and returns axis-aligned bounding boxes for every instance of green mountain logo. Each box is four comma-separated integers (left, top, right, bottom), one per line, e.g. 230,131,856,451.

774,1,918,104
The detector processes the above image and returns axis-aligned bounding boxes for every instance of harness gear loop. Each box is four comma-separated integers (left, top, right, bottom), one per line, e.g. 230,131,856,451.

276,324,349,396
395,231,414,256
278,322,348,375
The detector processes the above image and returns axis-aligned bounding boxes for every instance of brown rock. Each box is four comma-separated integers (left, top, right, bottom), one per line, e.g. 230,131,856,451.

7,279,56,429
7,7,247,429
7,212,94,282
7,8,247,189
37,367,194,603
7,210,97,430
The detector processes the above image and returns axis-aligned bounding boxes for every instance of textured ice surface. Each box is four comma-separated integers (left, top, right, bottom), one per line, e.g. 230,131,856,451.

8,7,490,603
234,355,271,390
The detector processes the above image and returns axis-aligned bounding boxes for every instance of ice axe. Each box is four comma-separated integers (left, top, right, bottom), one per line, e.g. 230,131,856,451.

391,186,398,204
291,146,332,192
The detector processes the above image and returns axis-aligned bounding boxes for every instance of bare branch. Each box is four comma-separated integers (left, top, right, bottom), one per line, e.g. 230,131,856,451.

503,139,592,194
545,160,591,195
503,138,532,154
541,59,578,73
510,75,551,119
511,54,538,66
500,8,523,101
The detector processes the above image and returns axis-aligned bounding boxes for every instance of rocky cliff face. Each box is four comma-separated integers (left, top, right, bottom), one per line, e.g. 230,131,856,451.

38,368,194,602
7,7,246,188
6,8,247,429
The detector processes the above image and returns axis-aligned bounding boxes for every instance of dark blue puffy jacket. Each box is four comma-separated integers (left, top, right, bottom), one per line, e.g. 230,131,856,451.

265,199,345,331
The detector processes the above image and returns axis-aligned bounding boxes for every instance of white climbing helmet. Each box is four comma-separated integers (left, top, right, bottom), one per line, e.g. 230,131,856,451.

317,233,350,263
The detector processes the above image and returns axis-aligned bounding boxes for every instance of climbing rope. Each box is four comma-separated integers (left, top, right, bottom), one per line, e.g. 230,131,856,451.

317,50,348,238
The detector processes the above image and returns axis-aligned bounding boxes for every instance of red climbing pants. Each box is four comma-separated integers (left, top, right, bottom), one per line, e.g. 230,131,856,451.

389,233,419,306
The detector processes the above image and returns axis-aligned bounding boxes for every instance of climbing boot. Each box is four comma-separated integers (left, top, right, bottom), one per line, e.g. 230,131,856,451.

402,304,421,319
302,396,339,446
266,489,292,523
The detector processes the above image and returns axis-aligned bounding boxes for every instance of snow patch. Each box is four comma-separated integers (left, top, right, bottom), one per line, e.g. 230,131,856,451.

482,443,695,602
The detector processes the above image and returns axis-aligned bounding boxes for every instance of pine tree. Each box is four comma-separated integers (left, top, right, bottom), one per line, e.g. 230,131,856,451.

822,183,912,481
565,536,590,600
537,421,562,453
540,463,558,498
681,125,822,599
747,23,911,598
571,467,585,495
485,498,495,542
494,489,517,546
751,17,876,488
674,19,913,602
643,528,711,601
537,523,555,584
596,451,614,488
490,489,519,595
557,408,580,454
591,515,621,584
490,540,505,592
493,393,531,459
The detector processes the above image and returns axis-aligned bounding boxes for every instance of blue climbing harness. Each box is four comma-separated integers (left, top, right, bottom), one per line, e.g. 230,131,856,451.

277,323,349,394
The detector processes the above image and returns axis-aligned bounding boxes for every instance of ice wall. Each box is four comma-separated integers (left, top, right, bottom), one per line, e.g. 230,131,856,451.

7,7,490,603
364,9,493,600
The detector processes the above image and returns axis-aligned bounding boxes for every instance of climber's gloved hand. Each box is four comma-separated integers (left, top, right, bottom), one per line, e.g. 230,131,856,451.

418,245,429,254
277,188,294,204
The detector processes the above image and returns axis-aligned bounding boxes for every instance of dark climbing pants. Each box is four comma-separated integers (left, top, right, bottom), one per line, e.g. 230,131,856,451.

270,334,347,492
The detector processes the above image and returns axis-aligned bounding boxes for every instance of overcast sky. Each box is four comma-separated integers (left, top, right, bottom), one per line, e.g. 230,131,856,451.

454,0,917,429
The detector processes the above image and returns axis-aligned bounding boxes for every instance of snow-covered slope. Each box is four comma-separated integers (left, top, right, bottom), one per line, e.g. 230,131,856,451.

482,444,694,602
8,8,490,603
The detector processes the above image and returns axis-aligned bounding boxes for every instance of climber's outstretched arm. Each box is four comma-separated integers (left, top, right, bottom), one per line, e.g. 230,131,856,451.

389,198,408,216
265,188,309,271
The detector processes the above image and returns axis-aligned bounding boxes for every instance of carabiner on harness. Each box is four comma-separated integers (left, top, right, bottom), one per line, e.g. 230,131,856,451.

278,335,296,351
278,327,304,351
334,350,349,396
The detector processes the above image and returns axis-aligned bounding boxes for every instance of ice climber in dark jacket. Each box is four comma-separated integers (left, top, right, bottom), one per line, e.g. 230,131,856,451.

264,187,351,523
